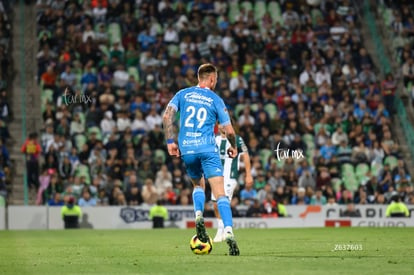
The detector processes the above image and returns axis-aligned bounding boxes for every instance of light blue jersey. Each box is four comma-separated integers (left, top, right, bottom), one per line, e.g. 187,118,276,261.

168,86,231,156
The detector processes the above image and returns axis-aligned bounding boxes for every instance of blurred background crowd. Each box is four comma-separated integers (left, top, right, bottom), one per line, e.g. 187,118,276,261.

26,0,414,213
0,0,13,207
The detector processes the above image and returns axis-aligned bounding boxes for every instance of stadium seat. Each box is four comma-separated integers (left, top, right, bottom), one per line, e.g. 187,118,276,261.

264,103,277,119
383,8,393,26
108,23,122,46
259,148,274,168
128,66,140,82
77,112,86,125
275,157,285,168
306,155,314,167
228,1,240,23
133,134,143,146
384,155,398,170
343,175,359,192
370,162,383,178
331,178,342,193
310,8,323,26
98,44,110,58
74,134,87,151
313,123,328,135
41,89,54,112
341,163,355,174
75,164,91,185
304,134,315,152
154,149,167,163
305,148,314,159
250,103,259,113
167,44,180,58
302,133,314,142
75,71,83,87
234,104,245,119
254,1,266,22
355,163,370,180
240,1,253,12
88,126,102,140
267,1,282,24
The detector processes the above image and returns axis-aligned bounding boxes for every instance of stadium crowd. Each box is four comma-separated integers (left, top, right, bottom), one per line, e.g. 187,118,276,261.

32,0,414,214
0,0,13,206
384,0,414,105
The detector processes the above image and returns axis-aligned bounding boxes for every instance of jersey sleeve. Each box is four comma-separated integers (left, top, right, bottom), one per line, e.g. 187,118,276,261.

215,97,231,126
237,135,248,154
168,91,181,111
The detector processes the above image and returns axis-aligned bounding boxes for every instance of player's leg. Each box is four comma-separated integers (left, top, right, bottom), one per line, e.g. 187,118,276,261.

203,153,239,255
212,179,237,242
212,200,224,242
181,154,209,243
209,177,240,255
211,191,224,242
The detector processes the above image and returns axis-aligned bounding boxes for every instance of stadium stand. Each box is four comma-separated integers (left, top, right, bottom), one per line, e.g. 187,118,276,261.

32,0,412,211
0,0,13,204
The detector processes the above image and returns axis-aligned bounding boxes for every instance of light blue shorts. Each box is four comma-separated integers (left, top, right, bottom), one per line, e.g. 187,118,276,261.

181,152,223,179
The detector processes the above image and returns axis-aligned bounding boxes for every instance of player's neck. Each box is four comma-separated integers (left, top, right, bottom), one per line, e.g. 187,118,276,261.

197,82,212,90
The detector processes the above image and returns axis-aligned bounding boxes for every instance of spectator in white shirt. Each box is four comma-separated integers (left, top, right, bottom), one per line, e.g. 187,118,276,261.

315,66,331,86
92,2,107,23
112,64,129,88
46,134,63,154
155,164,173,196
131,111,150,134
206,29,222,49
82,24,96,43
229,71,248,93
238,106,255,127
299,62,315,86
282,8,300,30
70,113,85,136
60,65,77,88
330,21,347,41
331,127,348,146
95,23,108,45
100,111,116,137
145,106,163,130
163,24,179,44
41,124,55,152
116,111,132,132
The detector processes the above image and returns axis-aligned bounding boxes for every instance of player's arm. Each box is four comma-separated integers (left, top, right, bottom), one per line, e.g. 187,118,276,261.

238,136,253,185
241,152,253,186
162,105,180,157
216,97,238,158
223,124,238,158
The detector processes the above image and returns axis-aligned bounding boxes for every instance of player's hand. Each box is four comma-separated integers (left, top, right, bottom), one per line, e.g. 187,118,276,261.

167,143,180,157
227,147,237,158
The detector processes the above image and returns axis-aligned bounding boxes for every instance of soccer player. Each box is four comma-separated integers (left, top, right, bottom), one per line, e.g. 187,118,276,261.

162,63,240,256
211,124,253,242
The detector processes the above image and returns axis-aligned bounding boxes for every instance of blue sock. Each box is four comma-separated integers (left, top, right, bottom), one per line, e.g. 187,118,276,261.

217,196,233,227
192,187,205,215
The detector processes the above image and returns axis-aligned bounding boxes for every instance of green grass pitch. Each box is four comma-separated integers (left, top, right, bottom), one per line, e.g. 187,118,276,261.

0,228,413,275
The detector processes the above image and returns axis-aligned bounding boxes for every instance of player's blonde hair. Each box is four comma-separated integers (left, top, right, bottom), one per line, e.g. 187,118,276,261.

197,63,217,80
